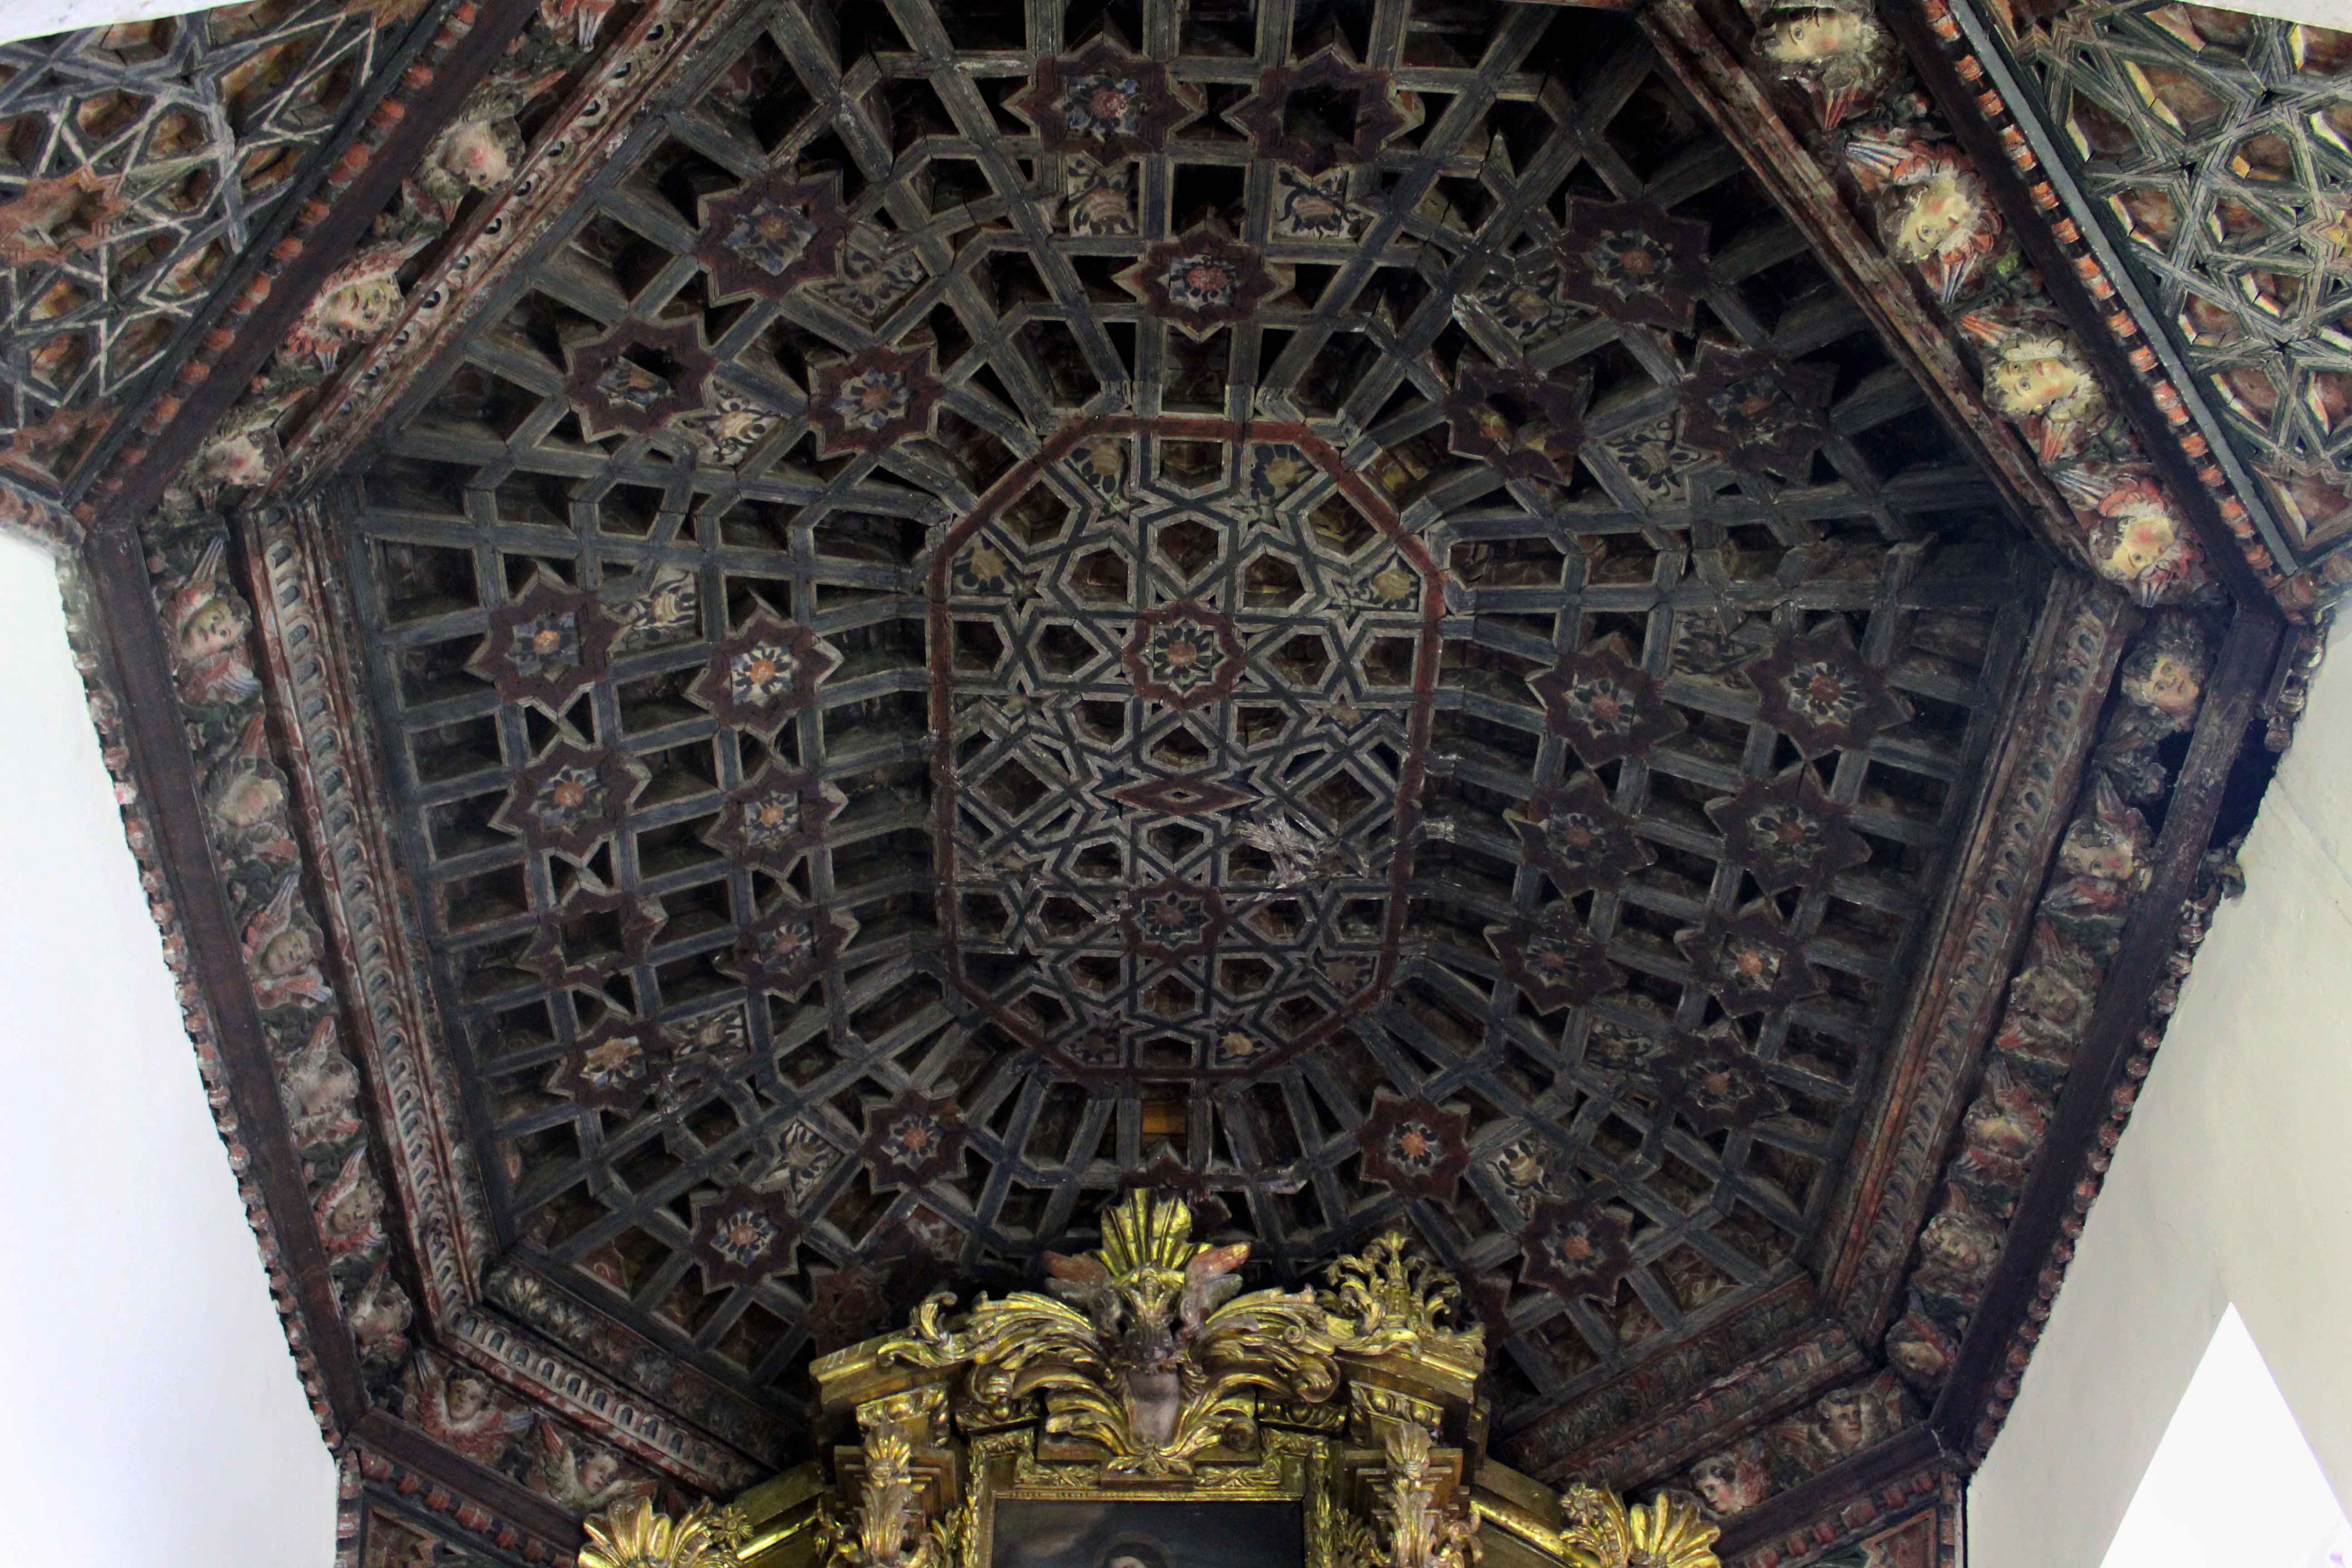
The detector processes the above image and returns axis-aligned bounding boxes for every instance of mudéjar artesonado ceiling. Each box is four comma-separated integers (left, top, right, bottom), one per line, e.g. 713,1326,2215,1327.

2,0,2333,1562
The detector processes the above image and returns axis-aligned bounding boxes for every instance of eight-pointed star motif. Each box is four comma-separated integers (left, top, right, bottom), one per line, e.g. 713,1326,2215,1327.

1558,197,1713,333
1115,219,1291,341
1646,1023,1789,1137
1527,636,1689,768
1505,773,1657,897
490,727,649,863
1676,906,1822,1016
1743,621,1913,757
1487,903,1626,1013
1008,34,1203,160
1677,341,1838,479
686,1183,804,1292
1356,1091,1472,1205
687,607,841,741
859,1088,967,1192
470,567,614,716
1706,764,1872,893
1516,1193,1637,1303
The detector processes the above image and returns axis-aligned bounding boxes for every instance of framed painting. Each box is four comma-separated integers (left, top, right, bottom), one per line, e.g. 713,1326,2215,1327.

988,1499,1307,1568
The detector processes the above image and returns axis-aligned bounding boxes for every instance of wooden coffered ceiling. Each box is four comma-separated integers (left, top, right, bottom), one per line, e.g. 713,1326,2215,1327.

4,0,2330,1564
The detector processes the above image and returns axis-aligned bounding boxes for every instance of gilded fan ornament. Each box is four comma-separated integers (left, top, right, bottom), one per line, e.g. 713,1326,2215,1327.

874,1189,1340,1474
579,1498,749,1568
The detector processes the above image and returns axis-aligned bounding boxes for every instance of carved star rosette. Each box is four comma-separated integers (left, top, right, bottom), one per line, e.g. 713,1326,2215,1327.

1121,600,1245,709
563,317,717,442
1008,35,1202,160
692,168,854,304
550,1013,668,1112
1559,197,1712,332
1115,221,1290,341
1487,904,1626,1013
1226,45,1422,173
1646,1024,1788,1136
1706,765,1871,894
469,568,614,716
859,1088,967,1192
1528,637,1688,768
521,877,664,989
1743,622,1913,757
1441,358,1592,484
1356,1091,1471,1204
686,1183,803,1292
702,762,846,869
722,895,852,997
1677,342,1837,479
491,732,648,863
808,341,944,459
1516,1193,1637,1303
1505,772,1656,897
1675,907,1821,1015
686,609,839,741
1119,879,1228,959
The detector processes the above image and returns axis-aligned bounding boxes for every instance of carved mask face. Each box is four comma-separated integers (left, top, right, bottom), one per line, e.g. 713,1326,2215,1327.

442,120,513,190
1988,353,2079,416
1896,172,1980,256
321,274,401,335
179,598,242,661
2100,501,2179,579
261,926,315,976
1761,10,1864,63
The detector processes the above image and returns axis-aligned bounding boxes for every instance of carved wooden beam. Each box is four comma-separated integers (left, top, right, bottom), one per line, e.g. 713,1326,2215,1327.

75,0,543,541
1930,601,2283,1455
80,522,374,1431
1872,0,2286,614
1636,0,2091,579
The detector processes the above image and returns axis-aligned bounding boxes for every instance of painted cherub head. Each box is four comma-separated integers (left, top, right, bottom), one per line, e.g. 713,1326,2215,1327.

1984,332,2099,421
2120,612,2212,727
1751,0,1892,127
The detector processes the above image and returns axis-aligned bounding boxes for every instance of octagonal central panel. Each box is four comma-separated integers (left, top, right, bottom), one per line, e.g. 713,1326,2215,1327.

938,417,1439,1082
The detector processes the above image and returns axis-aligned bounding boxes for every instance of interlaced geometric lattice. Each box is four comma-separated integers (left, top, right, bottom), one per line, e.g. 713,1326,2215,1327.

0,4,415,489
344,0,2043,1432
2006,3,2352,544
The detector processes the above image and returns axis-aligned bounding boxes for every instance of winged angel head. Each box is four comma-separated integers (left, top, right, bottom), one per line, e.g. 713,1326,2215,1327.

879,1191,1338,1474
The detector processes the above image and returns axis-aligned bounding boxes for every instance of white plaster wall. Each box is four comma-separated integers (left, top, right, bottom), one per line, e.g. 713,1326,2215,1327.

0,534,339,1567
1967,642,2352,1568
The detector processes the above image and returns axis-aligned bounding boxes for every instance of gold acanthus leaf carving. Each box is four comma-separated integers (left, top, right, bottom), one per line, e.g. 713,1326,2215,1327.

874,1190,1341,1475
579,1499,749,1568
1556,1484,1719,1568
1372,1420,1480,1568
1321,1231,1484,1372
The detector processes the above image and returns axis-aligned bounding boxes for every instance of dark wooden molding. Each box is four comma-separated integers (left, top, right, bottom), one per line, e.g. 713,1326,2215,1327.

1873,0,2275,614
83,524,372,1428
1818,573,2130,1341
1714,1421,1950,1558
354,1407,589,1552
79,0,542,541
1930,602,2285,1450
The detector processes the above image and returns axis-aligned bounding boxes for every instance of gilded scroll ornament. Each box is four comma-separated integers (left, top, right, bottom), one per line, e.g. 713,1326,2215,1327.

874,1190,1341,1474
1321,1230,1484,1374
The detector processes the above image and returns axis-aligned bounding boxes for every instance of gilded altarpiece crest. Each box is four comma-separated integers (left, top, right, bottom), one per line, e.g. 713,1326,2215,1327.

577,1197,1717,1568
